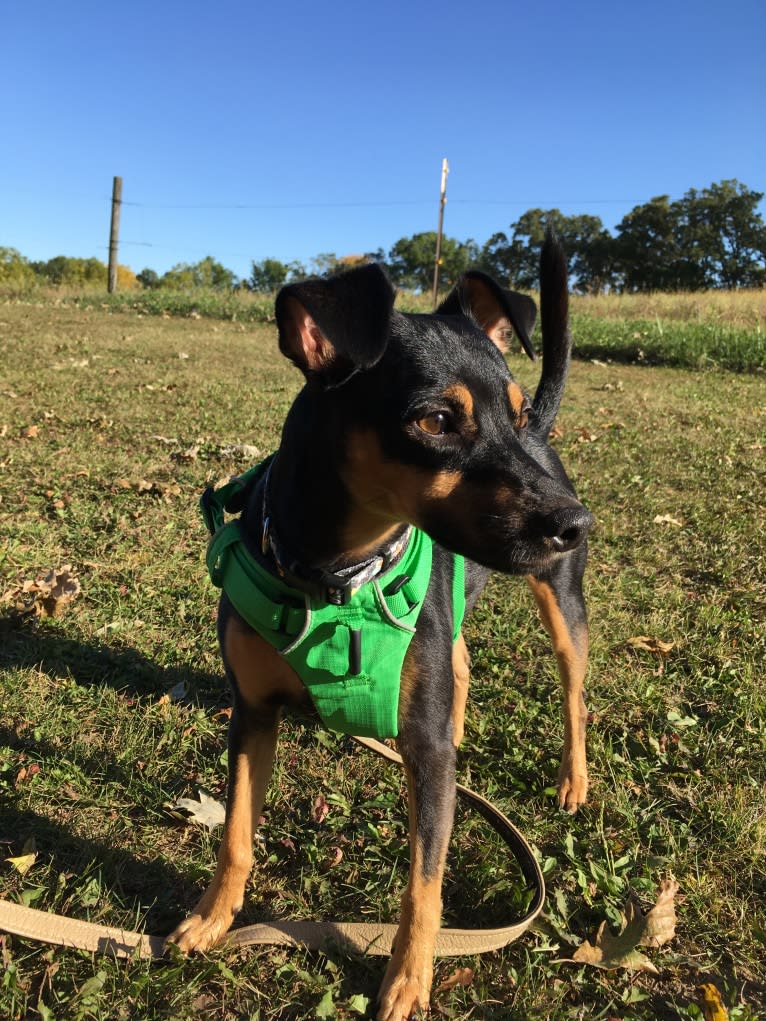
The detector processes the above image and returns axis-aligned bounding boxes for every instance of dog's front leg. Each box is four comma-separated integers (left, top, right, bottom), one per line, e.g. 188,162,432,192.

168,698,279,952
527,551,589,813
377,733,456,1021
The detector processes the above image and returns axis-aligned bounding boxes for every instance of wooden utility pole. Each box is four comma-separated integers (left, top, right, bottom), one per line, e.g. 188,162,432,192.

108,176,122,293
431,158,449,308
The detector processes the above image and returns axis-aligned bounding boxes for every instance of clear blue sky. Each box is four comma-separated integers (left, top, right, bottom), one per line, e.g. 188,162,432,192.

2,0,764,281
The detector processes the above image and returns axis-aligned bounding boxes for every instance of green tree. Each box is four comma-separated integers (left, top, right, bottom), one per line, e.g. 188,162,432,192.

475,231,513,283
613,197,687,291
681,180,766,288
487,209,614,293
0,247,36,287
33,256,107,286
137,268,160,289
195,255,237,290
311,252,340,275
387,232,478,292
160,256,237,290
159,263,195,288
614,182,766,291
250,258,290,292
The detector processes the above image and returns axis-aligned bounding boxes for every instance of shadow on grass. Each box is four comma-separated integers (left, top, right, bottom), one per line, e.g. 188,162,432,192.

0,613,221,700
0,807,188,935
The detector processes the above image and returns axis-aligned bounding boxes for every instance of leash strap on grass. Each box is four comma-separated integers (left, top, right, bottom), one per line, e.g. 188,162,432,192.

0,736,544,960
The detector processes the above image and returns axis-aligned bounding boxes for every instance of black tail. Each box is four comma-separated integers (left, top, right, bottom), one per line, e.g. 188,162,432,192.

532,231,571,437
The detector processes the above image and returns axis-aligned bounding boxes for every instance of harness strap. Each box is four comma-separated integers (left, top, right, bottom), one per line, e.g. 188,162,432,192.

452,553,466,642
206,521,306,637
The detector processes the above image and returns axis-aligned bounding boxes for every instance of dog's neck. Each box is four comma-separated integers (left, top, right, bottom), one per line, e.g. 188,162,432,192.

263,394,404,574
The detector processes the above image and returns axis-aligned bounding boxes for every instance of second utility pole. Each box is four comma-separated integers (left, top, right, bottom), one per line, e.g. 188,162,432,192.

431,158,449,308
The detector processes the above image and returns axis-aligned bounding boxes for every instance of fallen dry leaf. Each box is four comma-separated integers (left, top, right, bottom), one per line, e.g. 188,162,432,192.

1,566,81,618
219,443,261,460
173,790,226,831
577,427,598,442
166,680,188,703
6,852,37,876
697,983,728,1020
627,635,675,656
324,846,344,868
5,837,37,876
436,967,475,993
121,479,182,500
560,881,678,974
175,444,200,462
312,793,330,824
653,514,684,527
639,878,678,947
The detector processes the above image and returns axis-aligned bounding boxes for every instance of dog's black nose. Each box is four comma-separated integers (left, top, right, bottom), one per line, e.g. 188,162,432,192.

542,505,594,552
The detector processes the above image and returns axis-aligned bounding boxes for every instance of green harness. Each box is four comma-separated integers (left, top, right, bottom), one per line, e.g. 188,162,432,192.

201,461,466,739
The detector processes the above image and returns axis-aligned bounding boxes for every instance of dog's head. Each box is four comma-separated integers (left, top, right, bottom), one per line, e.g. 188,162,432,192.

274,240,592,574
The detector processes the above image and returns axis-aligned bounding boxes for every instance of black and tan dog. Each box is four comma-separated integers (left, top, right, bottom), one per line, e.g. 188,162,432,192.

168,234,593,1020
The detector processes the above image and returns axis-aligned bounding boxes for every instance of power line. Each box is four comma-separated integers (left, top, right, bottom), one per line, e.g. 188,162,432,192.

115,196,646,211
119,198,435,211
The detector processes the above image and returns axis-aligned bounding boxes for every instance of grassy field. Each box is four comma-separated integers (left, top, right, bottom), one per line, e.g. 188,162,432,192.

3,281,764,371
0,299,764,1020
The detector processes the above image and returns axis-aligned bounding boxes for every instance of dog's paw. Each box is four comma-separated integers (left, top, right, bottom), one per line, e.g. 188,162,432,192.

377,957,432,1021
376,978,429,1020
165,908,233,954
557,770,588,814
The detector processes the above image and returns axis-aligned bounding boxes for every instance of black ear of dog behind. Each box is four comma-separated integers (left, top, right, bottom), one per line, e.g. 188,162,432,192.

275,263,395,383
436,269,538,360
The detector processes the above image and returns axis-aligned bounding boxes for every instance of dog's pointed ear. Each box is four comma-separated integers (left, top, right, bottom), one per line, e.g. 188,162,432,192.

437,271,538,360
276,264,395,383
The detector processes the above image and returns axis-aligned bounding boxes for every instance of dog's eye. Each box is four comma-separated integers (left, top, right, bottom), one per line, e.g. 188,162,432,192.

417,412,452,436
519,401,532,430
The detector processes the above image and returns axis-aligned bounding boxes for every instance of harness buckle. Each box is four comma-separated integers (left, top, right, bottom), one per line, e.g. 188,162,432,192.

322,574,355,606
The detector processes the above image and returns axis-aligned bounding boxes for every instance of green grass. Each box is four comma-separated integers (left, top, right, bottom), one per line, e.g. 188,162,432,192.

0,302,764,1019
569,313,764,372
3,283,764,371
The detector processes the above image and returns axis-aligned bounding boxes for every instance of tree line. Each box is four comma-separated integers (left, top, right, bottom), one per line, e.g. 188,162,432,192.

2,179,764,295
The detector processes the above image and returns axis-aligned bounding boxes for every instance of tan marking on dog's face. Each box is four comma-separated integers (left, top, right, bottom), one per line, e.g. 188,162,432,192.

507,381,525,417
340,430,464,534
510,381,527,416
443,383,474,419
508,381,530,429
423,470,462,499
416,384,477,439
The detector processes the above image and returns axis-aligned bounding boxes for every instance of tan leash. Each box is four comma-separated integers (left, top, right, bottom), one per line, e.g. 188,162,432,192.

0,736,544,960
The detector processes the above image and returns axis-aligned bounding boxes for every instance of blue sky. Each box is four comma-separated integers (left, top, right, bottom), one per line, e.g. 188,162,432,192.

2,0,764,281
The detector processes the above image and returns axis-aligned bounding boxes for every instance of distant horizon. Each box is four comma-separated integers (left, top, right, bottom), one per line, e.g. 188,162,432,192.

6,174,763,284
